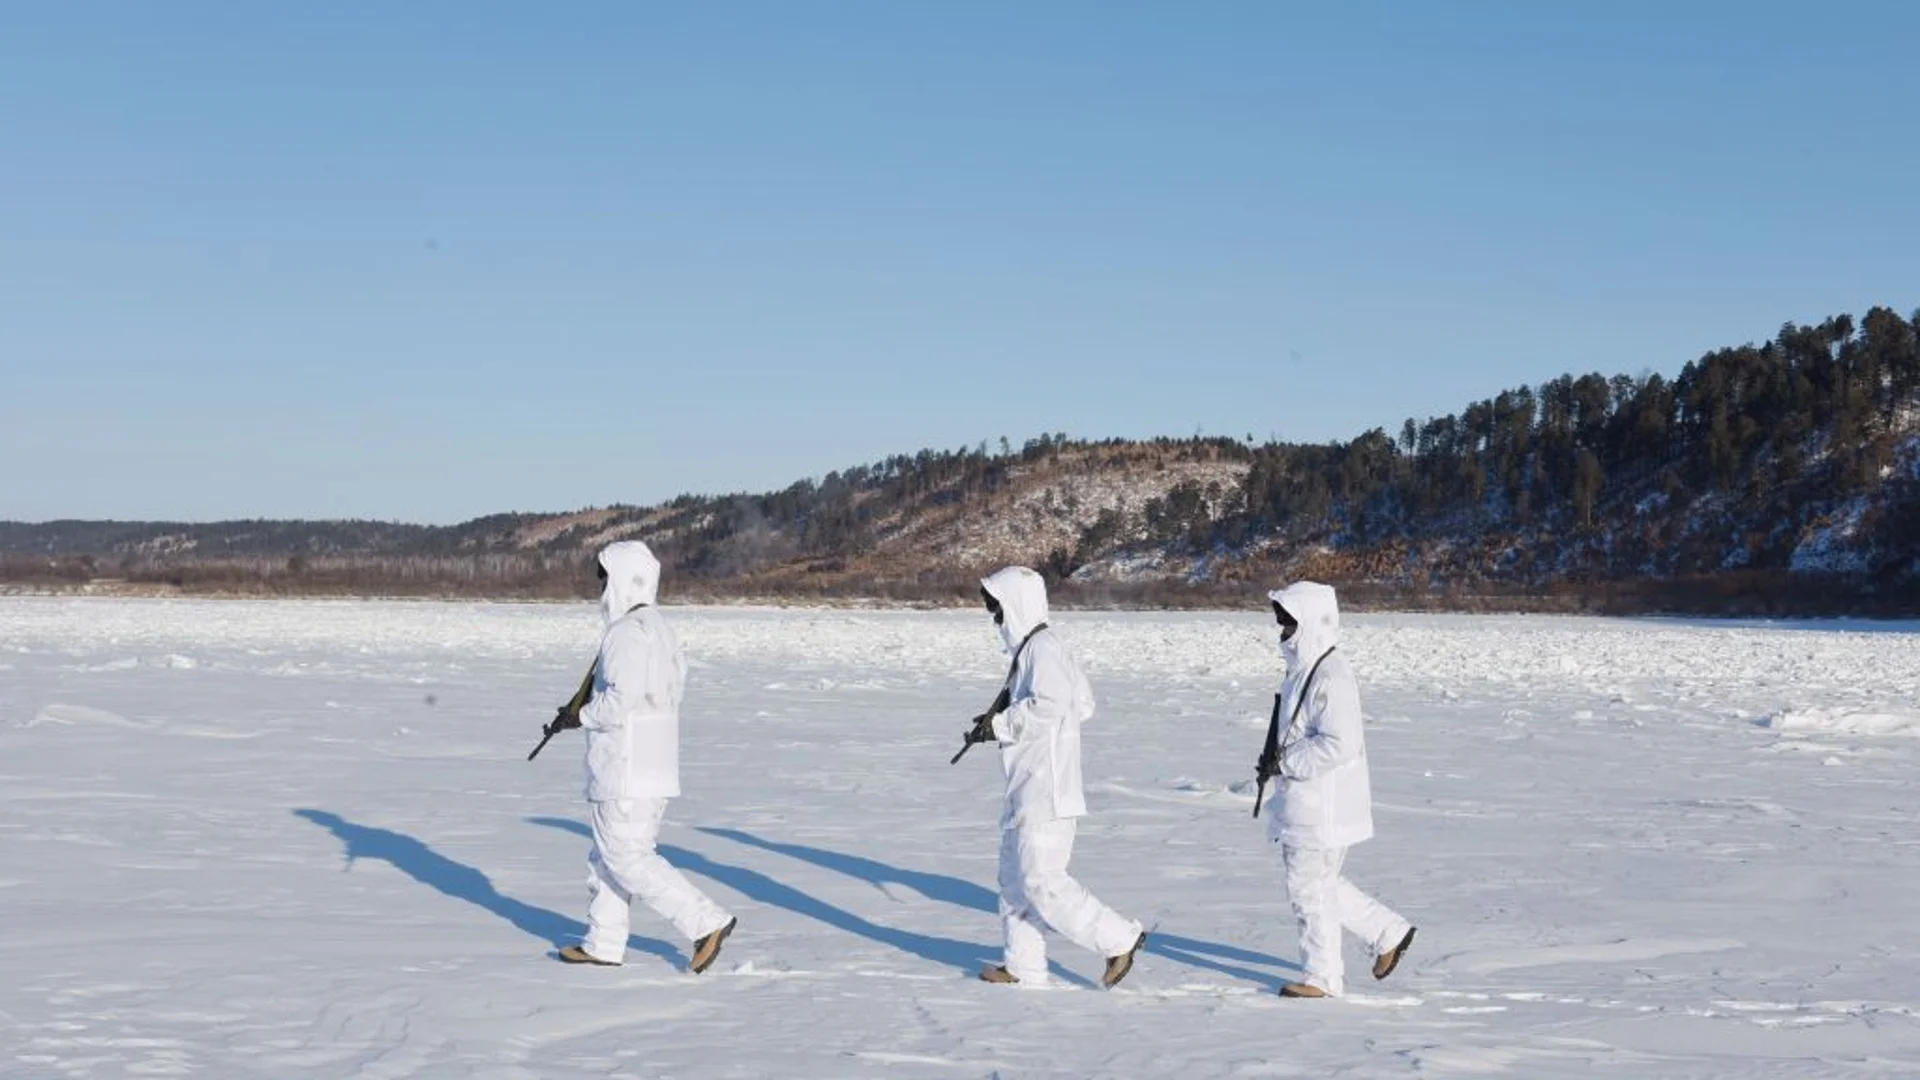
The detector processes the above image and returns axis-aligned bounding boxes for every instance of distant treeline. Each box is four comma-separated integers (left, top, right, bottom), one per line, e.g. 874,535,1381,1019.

520,306,1920,585
1219,307,1920,563
0,553,593,599
5,304,1919,613
8,552,1915,619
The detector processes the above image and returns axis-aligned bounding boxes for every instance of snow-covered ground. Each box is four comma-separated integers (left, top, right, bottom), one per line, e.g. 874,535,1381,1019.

4,598,1920,1079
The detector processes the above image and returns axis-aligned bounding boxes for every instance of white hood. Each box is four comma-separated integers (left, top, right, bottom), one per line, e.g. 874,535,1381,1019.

1269,580,1339,668
982,565,1049,647
598,540,661,624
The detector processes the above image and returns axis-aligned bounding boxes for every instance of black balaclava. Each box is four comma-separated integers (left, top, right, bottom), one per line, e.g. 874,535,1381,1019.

982,586,1004,626
1273,599,1298,642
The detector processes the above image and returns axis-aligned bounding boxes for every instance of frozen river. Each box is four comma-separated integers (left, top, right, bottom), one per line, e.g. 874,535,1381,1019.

4,597,1919,1078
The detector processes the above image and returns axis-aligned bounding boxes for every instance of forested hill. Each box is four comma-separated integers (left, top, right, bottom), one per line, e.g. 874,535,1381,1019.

8,305,1920,614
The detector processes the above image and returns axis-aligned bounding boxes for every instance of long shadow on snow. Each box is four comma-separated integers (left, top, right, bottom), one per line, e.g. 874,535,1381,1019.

698,826,1301,988
295,809,678,965
528,816,1004,979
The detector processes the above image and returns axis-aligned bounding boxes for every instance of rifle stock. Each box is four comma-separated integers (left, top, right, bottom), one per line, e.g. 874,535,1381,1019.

563,663,595,715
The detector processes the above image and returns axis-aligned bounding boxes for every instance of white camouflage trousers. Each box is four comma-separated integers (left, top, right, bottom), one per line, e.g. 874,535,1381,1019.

583,798,732,963
1280,844,1410,996
999,817,1142,985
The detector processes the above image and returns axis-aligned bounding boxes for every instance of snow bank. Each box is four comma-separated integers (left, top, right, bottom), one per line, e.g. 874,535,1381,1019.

1763,707,1920,737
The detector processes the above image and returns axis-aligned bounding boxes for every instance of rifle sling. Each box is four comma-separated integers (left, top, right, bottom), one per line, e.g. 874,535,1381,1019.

987,623,1047,714
1263,645,1337,782
564,603,648,717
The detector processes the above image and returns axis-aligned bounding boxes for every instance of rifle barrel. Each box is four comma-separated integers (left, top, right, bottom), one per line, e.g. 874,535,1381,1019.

527,660,598,764
527,726,558,762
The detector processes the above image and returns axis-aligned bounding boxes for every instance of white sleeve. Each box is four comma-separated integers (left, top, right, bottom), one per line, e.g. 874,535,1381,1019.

1280,676,1362,780
578,622,653,732
990,638,1071,743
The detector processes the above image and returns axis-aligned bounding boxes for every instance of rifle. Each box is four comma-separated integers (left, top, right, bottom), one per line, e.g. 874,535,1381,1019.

1251,647,1337,818
950,624,1046,765
1251,691,1283,818
950,686,1011,765
528,661,597,762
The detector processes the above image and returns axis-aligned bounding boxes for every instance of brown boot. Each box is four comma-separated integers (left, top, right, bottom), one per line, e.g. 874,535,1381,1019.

556,945,619,966
1373,927,1416,981
689,917,737,974
1278,982,1327,998
978,965,1019,984
1101,931,1148,989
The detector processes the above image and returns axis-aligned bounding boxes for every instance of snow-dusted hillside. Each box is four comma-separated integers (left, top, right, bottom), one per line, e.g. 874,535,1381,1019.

877,455,1249,569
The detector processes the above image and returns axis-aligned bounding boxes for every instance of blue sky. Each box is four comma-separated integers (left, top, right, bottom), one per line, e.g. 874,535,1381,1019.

4,2,1917,523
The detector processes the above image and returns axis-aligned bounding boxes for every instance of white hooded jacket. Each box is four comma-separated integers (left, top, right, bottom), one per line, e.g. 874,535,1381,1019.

984,567,1094,829
1266,582,1375,849
579,541,687,802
